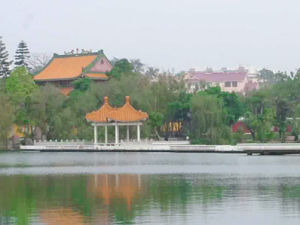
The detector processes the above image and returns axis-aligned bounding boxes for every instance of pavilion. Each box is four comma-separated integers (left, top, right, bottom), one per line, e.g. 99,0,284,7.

85,96,148,145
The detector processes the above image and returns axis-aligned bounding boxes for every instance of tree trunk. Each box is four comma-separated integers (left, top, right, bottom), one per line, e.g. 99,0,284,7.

154,128,161,140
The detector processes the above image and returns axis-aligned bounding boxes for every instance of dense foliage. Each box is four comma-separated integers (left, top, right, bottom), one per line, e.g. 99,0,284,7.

1,61,300,149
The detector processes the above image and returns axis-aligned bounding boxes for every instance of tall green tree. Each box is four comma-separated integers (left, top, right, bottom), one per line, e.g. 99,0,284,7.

5,67,37,105
0,36,12,78
5,67,37,130
244,90,274,142
200,86,245,126
291,104,300,142
108,58,134,79
27,84,66,139
148,112,164,139
190,94,230,144
167,92,192,136
14,40,30,68
0,95,14,150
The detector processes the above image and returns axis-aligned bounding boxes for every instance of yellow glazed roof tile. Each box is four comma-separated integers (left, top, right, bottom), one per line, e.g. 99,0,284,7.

34,55,97,81
85,96,148,123
85,73,108,79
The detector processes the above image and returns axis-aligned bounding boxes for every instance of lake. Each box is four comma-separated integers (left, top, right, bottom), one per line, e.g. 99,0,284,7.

0,152,300,225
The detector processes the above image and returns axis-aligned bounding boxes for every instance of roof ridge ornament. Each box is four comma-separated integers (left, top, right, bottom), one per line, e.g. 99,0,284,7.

125,96,130,104
104,96,109,104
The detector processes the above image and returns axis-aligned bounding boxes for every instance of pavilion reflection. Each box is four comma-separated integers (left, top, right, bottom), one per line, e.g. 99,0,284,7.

40,208,88,225
88,174,144,209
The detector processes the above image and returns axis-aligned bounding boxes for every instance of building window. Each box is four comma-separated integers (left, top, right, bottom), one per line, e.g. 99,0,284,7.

225,81,231,87
232,81,238,87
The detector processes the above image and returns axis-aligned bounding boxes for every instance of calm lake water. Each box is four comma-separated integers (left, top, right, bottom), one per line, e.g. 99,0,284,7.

1,152,300,225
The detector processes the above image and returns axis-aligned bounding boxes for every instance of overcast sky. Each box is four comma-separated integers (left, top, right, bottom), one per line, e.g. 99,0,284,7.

1,0,300,72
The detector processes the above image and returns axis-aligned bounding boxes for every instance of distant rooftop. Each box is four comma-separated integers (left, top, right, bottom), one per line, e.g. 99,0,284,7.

188,71,247,83
34,50,111,82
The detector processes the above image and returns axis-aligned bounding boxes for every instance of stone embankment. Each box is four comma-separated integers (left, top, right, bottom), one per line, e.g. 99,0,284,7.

20,141,300,155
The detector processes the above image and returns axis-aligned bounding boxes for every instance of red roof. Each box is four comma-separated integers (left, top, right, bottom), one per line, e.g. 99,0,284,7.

189,71,247,83
232,121,251,133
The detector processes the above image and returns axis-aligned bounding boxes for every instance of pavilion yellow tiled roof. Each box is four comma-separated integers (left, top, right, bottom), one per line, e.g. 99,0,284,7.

34,54,98,81
108,96,148,122
85,96,116,123
85,96,148,123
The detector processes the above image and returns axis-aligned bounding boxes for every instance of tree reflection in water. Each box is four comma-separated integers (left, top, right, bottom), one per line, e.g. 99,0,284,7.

1,175,300,224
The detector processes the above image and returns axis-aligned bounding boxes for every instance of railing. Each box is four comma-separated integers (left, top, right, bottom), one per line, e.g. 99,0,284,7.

33,139,190,147
34,139,93,146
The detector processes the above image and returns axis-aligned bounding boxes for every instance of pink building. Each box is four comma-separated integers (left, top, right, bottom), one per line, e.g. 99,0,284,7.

185,67,259,94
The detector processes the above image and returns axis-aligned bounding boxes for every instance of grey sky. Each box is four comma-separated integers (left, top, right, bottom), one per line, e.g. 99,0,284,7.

1,0,300,72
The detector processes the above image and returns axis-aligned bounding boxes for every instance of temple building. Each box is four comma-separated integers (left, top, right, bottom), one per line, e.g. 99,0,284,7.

34,50,112,95
85,96,148,145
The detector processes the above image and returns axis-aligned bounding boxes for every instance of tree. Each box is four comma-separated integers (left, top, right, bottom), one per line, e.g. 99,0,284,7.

258,68,274,85
274,99,290,142
27,53,51,74
219,91,245,126
27,84,66,139
291,104,300,142
5,67,37,105
0,95,14,150
148,112,164,139
243,90,275,142
107,59,134,79
5,67,37,131
145,67,159,78
6,66,37,138
199,86,245,126
258,68,289,86
130,59,144,73
167,92,192,136
190,94,230,144
0,36,12,78
14,40,30,68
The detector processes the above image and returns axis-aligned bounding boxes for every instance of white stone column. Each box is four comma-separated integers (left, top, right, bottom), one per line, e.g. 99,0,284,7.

126,125,130,142
137,124,140,142
115,123,119,145
105,126,108,145
94,125,98,145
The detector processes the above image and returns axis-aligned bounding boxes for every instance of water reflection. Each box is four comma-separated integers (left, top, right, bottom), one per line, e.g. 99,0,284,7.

40,208,87,225
89,174,143,208
1,153,300,224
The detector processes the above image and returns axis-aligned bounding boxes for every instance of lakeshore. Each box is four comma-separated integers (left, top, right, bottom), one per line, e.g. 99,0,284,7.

20,141,300,155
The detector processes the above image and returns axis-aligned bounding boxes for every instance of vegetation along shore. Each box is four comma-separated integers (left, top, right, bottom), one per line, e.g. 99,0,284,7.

1,38,300,150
